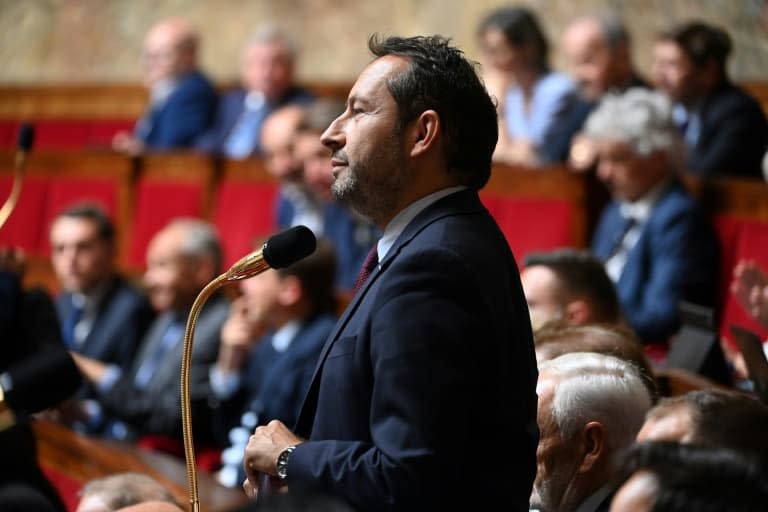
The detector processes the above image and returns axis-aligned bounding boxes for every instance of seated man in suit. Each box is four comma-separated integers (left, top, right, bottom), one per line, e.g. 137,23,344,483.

50,204,152,374
195,25,312,159
520,248,622,331
586,88,718,345
113,18,217,155
292,98,379,292
209,239,338,487
652,21,768,178
71,219,228,443
533,352,652,512
546,11,648,166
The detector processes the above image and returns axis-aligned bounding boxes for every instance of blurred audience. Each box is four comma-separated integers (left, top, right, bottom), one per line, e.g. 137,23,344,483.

610,441,768,512
586,88,718,345
652,21,768,178
113,18,217,155
196,25,312,158
552,11,648,167
50,205,152,379
70,219,228,444
521,248,622,331
636,389,768,464
208,239,338,487
76,473,178,512
477,6,576,166
292,98,379,291
532,352,652,512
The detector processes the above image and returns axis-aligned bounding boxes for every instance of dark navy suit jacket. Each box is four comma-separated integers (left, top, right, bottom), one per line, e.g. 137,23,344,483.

138,70,218,150
194,86,313,156
684,81,768,178
290,189,539,511
210,312,336,445
55,276,152,370
277,196,379,291
592,179,718,343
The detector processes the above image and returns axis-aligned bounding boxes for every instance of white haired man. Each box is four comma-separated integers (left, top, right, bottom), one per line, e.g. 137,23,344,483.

532,352,652,512
587,88,718,346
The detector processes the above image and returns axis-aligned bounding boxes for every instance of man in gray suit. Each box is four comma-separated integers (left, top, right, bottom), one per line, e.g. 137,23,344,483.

72,218,228,443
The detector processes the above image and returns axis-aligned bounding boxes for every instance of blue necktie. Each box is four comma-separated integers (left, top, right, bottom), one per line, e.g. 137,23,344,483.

62,303,84,349
133,319,184,389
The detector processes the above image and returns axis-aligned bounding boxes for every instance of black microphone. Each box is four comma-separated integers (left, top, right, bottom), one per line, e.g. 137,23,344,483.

0,349,82,431
224,225,317,281
17,123,35,154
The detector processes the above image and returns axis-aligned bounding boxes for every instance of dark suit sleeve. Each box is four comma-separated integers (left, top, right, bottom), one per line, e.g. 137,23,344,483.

688,92,768,177
287,249,510,509
151,79,218,149
625,202,717,342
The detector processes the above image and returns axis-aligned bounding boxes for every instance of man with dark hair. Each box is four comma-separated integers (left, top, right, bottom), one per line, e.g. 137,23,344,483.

653,21,768,177
292,98,379,291
610,442,768,512
636,389,768,464
521,248,622,330
242,35,538,510
209,239,338,488
50,204,152,376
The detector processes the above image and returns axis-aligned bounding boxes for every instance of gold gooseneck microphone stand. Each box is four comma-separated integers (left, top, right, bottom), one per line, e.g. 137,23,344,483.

0,124,34,230
179,226,316,512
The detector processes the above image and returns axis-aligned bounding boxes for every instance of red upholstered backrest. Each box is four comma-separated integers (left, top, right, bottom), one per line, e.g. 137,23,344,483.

20,120,136,150
480,193,573,262
38,177,118,254
41,465,81,512
716,215,768,344
0,176,48,253
212,180,279,267
127,179,205,268
0,121,19,148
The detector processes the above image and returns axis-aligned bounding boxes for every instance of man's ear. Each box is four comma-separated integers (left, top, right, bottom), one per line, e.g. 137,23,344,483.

565,299,591,325
578,421,606,473
409,110,441,158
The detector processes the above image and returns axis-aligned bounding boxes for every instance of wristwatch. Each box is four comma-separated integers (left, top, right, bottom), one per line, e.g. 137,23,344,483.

276,445,296,480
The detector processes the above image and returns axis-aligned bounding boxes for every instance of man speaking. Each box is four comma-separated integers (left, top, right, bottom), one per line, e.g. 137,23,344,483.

242,34,539,511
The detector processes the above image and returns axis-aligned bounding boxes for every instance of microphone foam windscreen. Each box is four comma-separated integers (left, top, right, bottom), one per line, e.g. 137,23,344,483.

262,225,317,269
17,123,35,152
1,349,82,415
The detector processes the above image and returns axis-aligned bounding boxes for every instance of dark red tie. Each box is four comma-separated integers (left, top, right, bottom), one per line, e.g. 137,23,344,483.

353,245,379,294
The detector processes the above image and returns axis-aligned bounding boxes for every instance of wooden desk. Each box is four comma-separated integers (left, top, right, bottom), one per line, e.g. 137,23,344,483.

33,419,249,512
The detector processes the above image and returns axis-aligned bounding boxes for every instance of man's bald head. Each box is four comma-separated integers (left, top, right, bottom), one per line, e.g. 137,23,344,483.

143,18,199,86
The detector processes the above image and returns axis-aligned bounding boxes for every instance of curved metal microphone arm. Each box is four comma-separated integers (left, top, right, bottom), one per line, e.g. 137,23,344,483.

0,151,27,230
180,248,268,512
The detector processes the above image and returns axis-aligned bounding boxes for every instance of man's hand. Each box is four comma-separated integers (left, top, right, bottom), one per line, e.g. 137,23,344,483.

112,131,145,156
242,420,303,499
217,297,264,373
70,352,108,383
731,260,768,329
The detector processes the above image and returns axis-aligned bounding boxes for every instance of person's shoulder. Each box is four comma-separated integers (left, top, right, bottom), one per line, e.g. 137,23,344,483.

538,71,576,96
707,82,767,118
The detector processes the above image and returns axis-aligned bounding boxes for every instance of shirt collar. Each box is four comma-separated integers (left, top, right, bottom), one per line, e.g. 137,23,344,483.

377,186,466,262
619,178,670,224
271,319,302,352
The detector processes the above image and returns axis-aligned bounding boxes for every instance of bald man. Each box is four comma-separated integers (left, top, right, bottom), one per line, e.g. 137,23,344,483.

113,18,217,155
542,12,648,165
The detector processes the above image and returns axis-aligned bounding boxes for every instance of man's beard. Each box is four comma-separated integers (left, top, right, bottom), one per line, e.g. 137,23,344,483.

331,131,410,226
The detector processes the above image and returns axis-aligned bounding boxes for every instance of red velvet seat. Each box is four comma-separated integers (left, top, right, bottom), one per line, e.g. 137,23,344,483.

212,180,278,268
0,175,49,253
715,216,768,343
480,193,574,261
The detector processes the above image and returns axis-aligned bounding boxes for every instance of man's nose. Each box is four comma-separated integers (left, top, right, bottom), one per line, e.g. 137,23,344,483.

320,116,345,150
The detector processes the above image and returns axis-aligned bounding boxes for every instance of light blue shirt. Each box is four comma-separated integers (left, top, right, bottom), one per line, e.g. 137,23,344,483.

504,72,575,148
